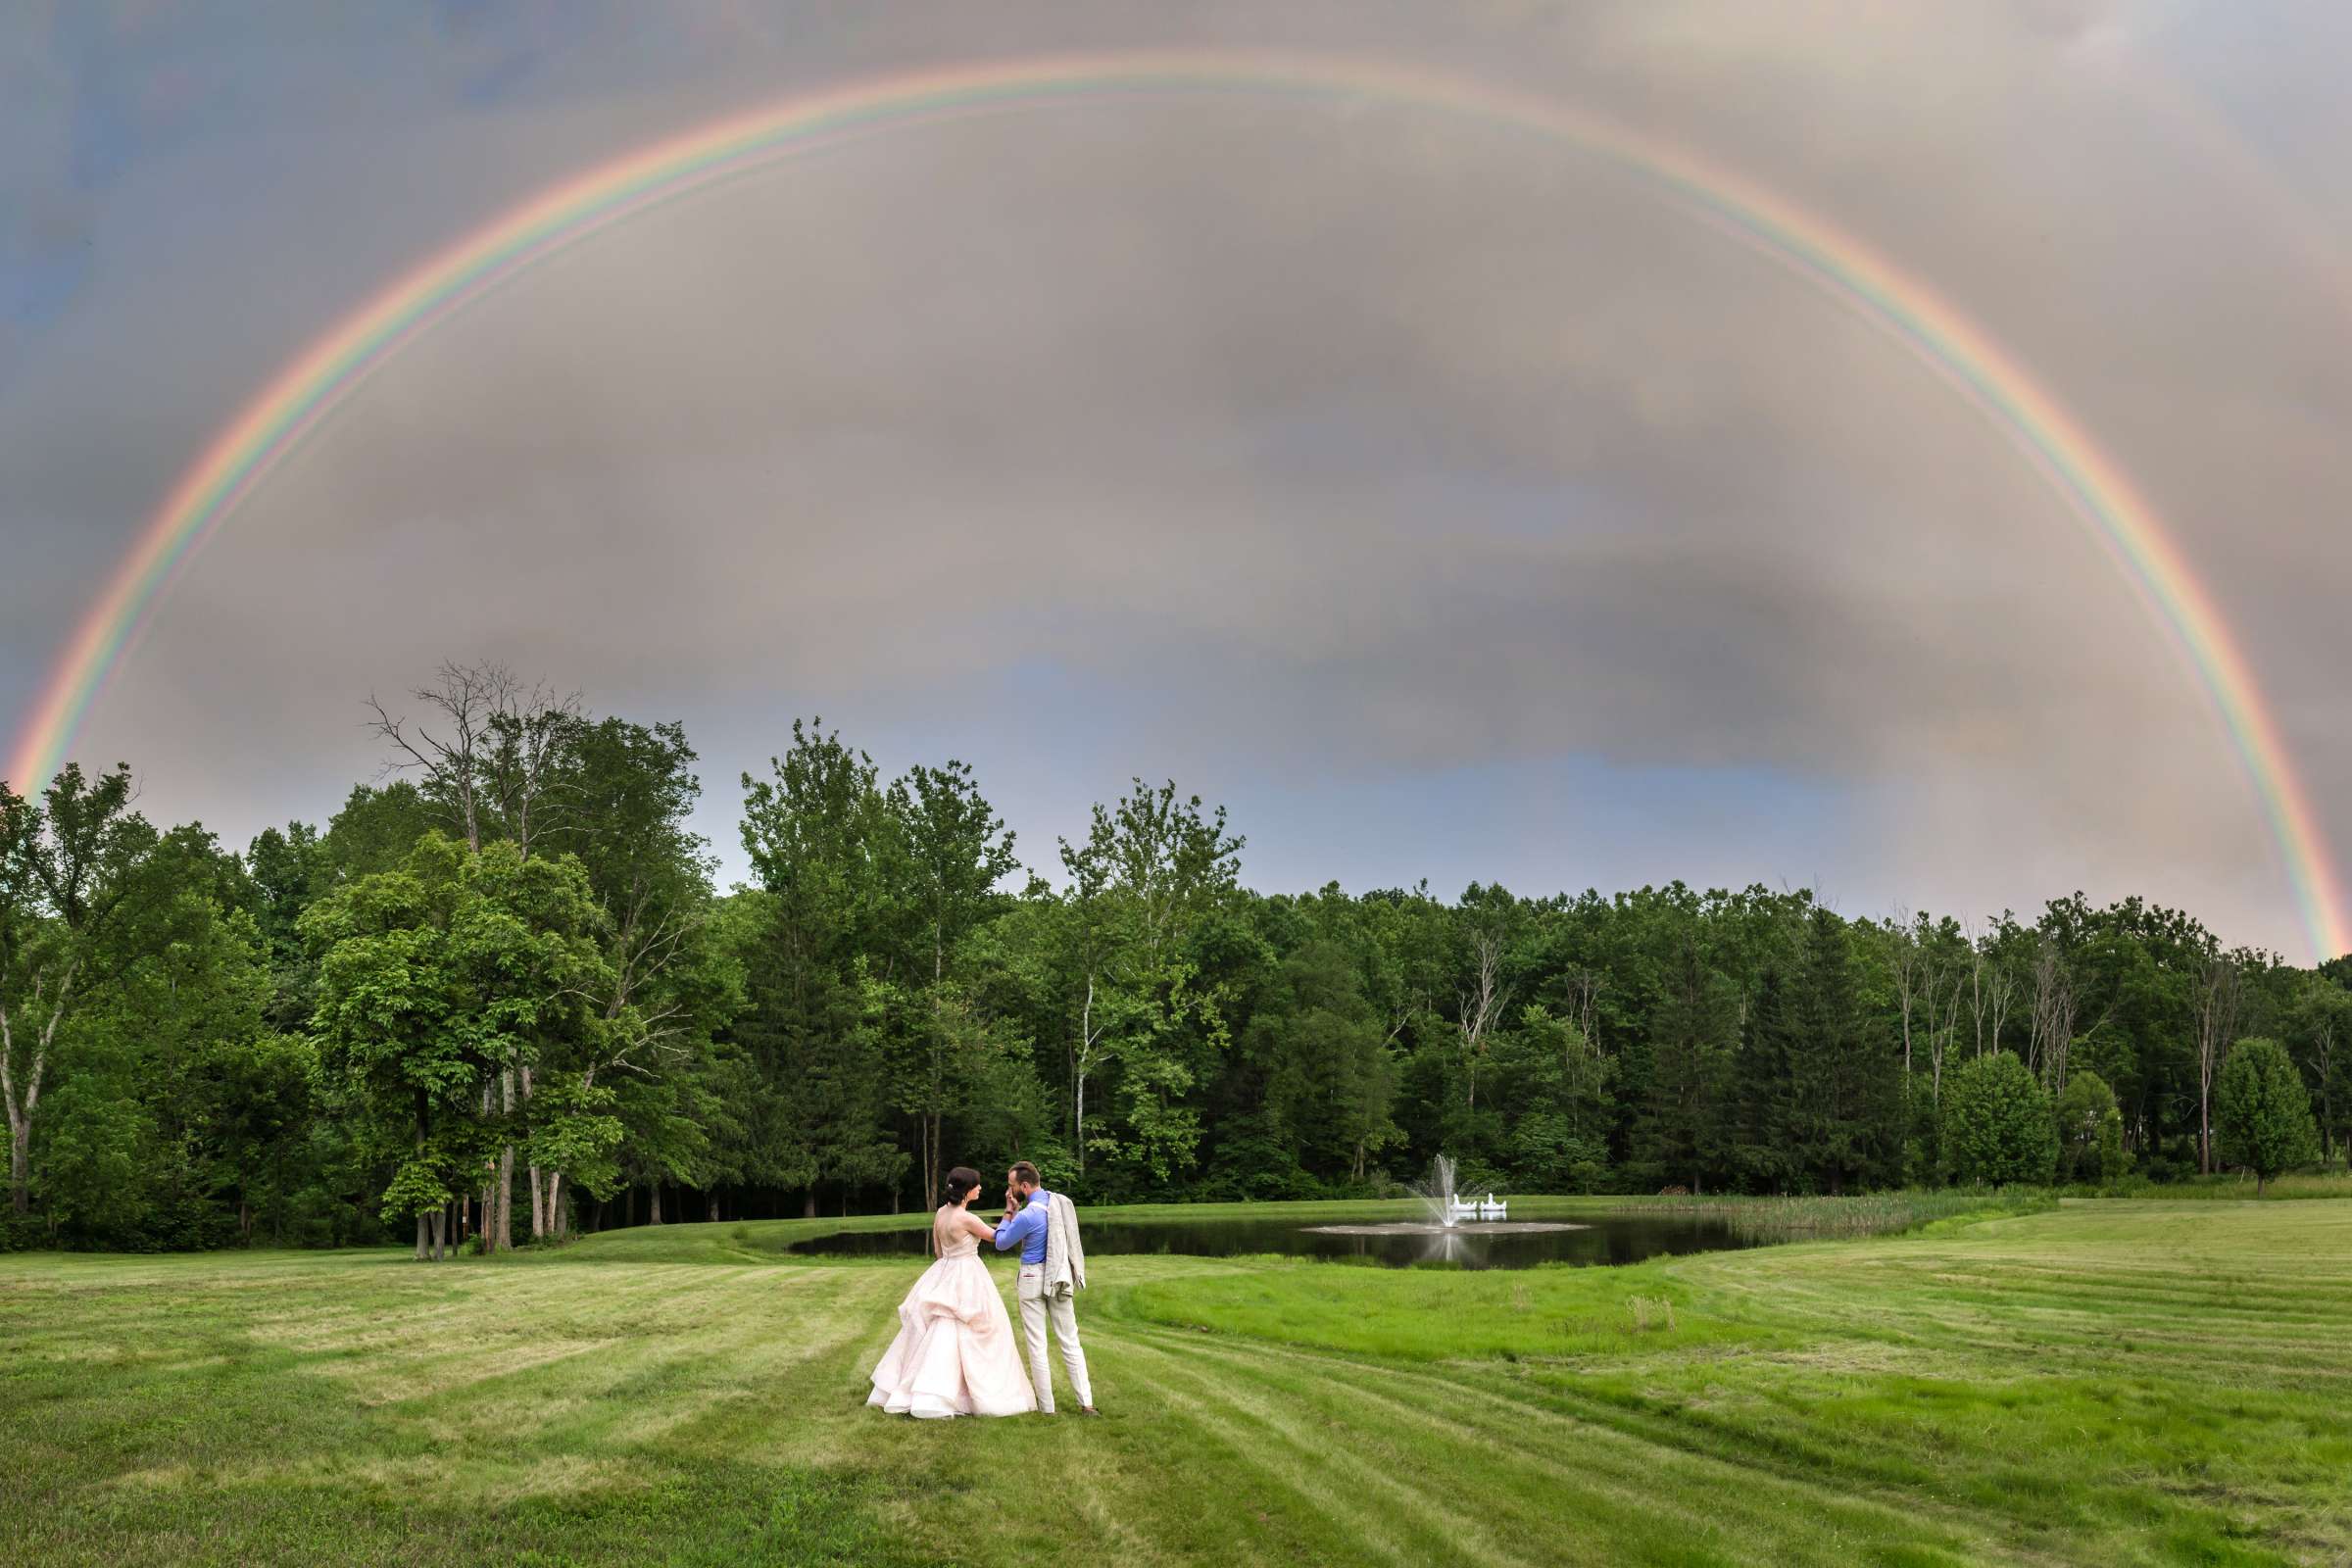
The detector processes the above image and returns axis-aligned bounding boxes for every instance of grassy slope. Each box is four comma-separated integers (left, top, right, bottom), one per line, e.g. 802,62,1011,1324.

2,1200,2346,1566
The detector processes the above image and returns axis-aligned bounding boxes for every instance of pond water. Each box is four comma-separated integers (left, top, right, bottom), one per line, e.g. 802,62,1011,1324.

790,1212,1757,1270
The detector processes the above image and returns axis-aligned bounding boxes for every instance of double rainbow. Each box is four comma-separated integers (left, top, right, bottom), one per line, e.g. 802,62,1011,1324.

9,51,2342,959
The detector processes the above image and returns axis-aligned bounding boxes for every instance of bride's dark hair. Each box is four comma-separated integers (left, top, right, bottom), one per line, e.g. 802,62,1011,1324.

941,1166,982,1208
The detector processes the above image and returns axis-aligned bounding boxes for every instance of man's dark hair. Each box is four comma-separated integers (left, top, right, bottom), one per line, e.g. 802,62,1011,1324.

1007,1160,1042,1190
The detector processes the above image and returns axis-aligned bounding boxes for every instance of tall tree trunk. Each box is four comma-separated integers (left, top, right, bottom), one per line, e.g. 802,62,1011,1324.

415,1211,429,1261
1074,975,1101,1174
708,1192,719,1223
495,1144,514,1249
649,1184,663,1224
803,1188,816,1219
494,1069,516,1250
924,1108,943,1217
528,1168,562,1241
2,979,72,1221
521,1061,543,1240
2193,956,2239,1176
9,1119,30,1218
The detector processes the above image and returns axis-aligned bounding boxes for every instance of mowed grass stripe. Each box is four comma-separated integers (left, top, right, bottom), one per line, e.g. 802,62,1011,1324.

389,1272,887,1450
1098,1333,1460,1566
1106,1319,2030,1566
1108,1322,1776,1567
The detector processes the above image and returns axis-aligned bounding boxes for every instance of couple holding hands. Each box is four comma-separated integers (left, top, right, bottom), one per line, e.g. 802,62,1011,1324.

865,1160,1097,1420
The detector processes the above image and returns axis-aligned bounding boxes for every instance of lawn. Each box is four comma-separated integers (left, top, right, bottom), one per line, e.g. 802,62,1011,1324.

3,1199,2347,1566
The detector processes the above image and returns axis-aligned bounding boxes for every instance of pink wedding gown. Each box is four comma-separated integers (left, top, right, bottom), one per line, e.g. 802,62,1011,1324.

865,1206,1038,1419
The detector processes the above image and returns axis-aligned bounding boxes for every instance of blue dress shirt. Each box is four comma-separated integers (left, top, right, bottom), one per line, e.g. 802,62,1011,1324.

994,1191,1050,1264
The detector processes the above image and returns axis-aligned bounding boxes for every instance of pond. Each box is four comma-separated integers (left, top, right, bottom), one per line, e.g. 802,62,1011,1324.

790,1211,1758,1270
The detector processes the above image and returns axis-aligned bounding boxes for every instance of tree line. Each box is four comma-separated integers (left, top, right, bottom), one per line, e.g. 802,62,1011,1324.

2,662,2344,1252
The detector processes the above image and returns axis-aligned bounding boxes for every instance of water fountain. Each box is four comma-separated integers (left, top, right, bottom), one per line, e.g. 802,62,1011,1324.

1301,1155,1547,1247
1414,1153,1508,1227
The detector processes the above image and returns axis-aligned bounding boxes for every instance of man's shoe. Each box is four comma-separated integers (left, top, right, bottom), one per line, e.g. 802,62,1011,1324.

1079,1405,1100,1416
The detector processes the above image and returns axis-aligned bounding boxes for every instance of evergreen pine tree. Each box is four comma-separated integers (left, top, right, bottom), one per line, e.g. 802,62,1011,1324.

1636,933,1735,1193
1731,966,1797,1193
1784,909,1899,1194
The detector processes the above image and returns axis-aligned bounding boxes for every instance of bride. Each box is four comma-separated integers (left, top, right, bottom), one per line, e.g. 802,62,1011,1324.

866,1166,1038,1418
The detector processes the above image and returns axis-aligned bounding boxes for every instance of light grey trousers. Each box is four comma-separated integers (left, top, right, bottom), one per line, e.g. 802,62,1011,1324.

1015,1263,1092,1412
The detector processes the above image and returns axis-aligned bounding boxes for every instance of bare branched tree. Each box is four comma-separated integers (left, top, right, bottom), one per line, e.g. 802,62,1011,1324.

481,671,584,860
1457,925,1509,1113
1564,966,1603,1054
2029,936,2076,1087
1967,921,1986,1058
368,661,498,853
2193,950,2242,1175
368,661,581,859
1981,937,2018,1061
1888,909,1923,1079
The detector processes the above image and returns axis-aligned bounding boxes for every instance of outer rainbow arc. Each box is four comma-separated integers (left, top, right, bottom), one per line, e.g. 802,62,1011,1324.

9,50,2342,961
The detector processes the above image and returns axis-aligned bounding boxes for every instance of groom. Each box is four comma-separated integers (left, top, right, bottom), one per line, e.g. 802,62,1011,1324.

994,1160,1096,1415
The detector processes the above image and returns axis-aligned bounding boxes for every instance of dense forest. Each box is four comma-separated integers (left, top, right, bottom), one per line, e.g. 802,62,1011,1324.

2,663,2345,1253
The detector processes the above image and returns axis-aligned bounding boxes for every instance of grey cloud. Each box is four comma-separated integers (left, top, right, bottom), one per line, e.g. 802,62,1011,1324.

5,1,2347,955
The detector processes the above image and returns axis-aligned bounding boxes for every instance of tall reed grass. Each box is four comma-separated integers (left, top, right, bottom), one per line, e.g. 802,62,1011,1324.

1611,1189,2049,1242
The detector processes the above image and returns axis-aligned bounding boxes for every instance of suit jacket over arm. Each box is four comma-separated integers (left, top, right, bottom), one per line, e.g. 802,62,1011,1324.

1042,1192,1086,1298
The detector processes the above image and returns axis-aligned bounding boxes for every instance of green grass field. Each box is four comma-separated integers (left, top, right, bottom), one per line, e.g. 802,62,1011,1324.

4,1199,2347,1566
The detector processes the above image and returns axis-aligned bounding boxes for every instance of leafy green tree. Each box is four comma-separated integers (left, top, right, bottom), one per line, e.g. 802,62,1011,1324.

303,834,492,1260
2288,978,2349,1168
529,716,730,1235
33,1065,153,1242
1940,1051,2057,1186
0,766,200,1217
885,760,1020,1202
245,822,330,1029
304,835,616,1258
320,782,436,880
1240,939,1400,1187
737,721,906,1214
1505,1003,1611,1188
2215,1038,2321,1195
196,1030,325,1244
64,854,275,1248
2095,1105,2131,1185
1054,779,1244,1192
2053,1068,2122,1184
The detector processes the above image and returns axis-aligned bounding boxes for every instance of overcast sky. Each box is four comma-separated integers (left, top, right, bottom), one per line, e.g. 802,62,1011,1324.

6,1,2351,957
